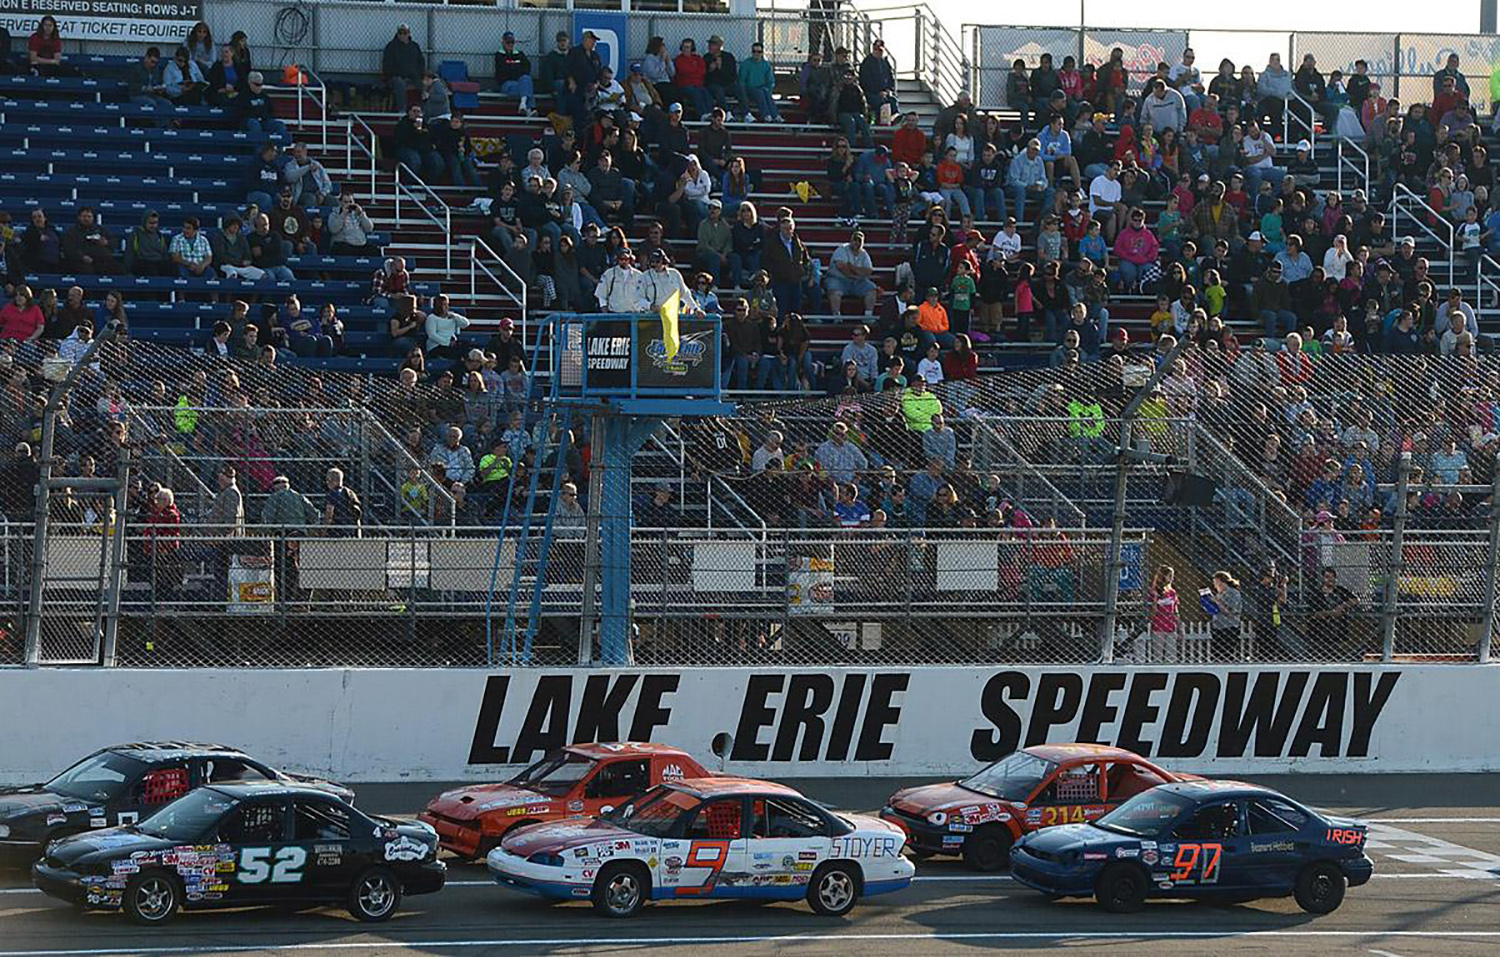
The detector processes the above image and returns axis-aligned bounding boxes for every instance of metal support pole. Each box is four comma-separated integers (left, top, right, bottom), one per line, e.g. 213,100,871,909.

100,448,132,667
913,8,925,80
1380,452,1412,662
1477,454,1500,663
23,321,122,666
577,416,607,665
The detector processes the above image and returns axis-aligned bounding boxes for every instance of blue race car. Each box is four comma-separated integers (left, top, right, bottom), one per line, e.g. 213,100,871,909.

1010,780,1372,914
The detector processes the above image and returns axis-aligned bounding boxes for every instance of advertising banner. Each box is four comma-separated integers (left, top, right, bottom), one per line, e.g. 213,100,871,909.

1,665,1494,783
0,0,199,45
573,317,718,395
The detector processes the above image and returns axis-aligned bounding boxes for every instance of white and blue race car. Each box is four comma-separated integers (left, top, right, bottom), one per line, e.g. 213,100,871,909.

487,776,914,917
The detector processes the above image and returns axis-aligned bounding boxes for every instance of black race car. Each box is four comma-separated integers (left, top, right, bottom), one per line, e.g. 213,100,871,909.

32,781,445,924
0,741,351,864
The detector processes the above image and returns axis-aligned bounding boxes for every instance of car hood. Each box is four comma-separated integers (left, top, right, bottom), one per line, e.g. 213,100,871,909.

500,819,631,857
888,781,1005,814
43,827,176,868
1018,822,1136,854
425,783,550,822
843,812,909,839
279,773,355,804
0,787,73,819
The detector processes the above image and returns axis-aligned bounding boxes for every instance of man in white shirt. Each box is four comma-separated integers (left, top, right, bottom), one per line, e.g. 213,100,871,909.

1167,48,1204,110
1088,161,1125,240
639,248,700,311
990,218,1022,261
1241,121,1284,193
825,230,877,315
595,248,647,312
750,430,785,472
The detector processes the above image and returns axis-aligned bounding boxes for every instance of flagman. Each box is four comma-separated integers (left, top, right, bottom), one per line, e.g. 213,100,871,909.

640,248,699,312
595,247,648,312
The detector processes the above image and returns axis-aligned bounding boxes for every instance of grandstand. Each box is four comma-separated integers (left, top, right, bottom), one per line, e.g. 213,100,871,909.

1,3,1498,671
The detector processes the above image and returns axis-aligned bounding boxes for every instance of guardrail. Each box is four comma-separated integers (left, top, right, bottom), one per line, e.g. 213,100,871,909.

394,162,454,273
1390,182,1457,287
1478,253,1500,313
470,235,528,331
290,67,331,153
1335,137,1370,196
1283,89,1317,158
860,3,970,106
347,113,379,198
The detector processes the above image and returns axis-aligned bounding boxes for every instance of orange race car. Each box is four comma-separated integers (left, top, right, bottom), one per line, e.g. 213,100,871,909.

881,744,1198,871
419,743,708,859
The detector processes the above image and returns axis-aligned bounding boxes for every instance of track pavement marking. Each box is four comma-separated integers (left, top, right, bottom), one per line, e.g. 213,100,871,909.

6,930,1500,955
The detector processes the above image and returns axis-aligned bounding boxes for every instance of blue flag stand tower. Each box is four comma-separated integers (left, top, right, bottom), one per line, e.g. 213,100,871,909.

486,313,733,666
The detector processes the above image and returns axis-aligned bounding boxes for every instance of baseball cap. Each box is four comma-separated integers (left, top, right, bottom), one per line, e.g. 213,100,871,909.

497,318,515,331
1296,139,1311,151
1248,230,1264,241
502,30,515,41
668,102,683,114
629,63,642,74
467,348,484,361
582,30,599,40
708,34,723,44
629,111,643,123
1197,172,1210,182
708,198,722,208
1316,509,1333,523
1401,236,1416,246
875,145,889,155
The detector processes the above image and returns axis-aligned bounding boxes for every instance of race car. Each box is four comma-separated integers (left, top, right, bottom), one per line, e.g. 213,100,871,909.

0,741,352,864
1010,780,1372,913
32,780,445,925
487,776,914,917
421,742,707,859
881,744,1194,870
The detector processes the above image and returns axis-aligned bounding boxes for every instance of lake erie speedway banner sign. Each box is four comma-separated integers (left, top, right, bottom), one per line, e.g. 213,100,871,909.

0,0,199,45
0,665,1495,782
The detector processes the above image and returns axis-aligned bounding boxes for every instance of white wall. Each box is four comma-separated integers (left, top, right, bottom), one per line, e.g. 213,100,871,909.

1,665,1493,784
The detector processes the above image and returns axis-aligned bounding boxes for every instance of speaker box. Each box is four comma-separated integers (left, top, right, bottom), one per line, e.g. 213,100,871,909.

1163,471,1218,508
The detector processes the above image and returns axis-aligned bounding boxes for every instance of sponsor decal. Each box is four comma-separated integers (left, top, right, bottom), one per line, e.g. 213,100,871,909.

384,836,428,862
571,886,591,897
580,869,595,879
568,801,585,813
573,847,589,858
1252,840,1296,852
950,823,973,832
46,813,66,826
90,817,107,827
664,856,684,868
62,804,86,813
798,850,818,861
1326,828,1366,846
662,763,685,780
1141,849,1159,865
526,805,550,815
1083,852,1108,860
943,835,964,846
1115,847,1139,858
830,835,900,859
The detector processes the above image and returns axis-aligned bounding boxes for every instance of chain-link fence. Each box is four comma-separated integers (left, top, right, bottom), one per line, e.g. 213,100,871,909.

4,332,1500,667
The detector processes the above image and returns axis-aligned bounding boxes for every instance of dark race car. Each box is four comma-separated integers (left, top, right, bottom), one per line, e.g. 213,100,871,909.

0,742,351,866
32,781,444,925
882,744,1196,870
1010,780,1372,913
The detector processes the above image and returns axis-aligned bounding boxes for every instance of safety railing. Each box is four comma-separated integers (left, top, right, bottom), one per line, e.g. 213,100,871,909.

1390,182,1457,287
860,3,970,107
394,162,454,273
470,235,528,331
1283,89,1317,158
1478,253,1500,313
289,66,331,153
970,422,1088,527
347,113,379,199
1335,137,1370,197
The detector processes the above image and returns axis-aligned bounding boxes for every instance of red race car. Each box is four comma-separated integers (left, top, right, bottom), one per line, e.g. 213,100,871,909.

881,744,1196,871
420,743,708,859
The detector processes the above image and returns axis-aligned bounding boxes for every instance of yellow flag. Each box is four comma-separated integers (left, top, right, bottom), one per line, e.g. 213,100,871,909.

660,289,681,361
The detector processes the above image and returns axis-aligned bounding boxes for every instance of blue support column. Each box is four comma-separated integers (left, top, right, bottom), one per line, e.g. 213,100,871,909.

596,416,663,665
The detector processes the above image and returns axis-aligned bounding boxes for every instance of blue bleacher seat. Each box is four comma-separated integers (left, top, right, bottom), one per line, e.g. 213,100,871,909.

16,125,285,154
0,76,127,100
1,99,234,126
438,62,481,111
23,273,433,306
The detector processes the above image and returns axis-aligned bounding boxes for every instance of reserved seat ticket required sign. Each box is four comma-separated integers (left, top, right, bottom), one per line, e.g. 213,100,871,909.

0,0,201,44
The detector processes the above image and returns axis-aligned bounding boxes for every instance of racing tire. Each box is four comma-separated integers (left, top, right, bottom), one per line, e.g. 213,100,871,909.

806,862,861,917
961,825,1013,872
123,871,181,926
592,862,649,918
1095,863,1148,914
348,866,403,922
1294,862,1346,914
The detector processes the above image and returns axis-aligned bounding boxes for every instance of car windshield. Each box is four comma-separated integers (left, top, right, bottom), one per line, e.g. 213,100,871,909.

1094,790,1196,838
46,751,146,803
606,786,701,837
508,750,598,797
137,789,240,843
958,752,1057,801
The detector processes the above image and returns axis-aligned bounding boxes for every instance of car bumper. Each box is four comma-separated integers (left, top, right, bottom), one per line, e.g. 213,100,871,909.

879,808,964,855
1342,854,1374,888
32,862,92,907
486,849,589,901
402,860,448,896
1009,849,1097,898
419,812,485,858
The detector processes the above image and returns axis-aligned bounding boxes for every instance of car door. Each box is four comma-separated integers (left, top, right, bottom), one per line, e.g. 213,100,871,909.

218,797,303,904
1243,796,1313,892
113,762,192,828
292,796,358,899
1027,762,1108,829
581,758,651,815
1165,799,1251,892
748,795,832,894
676,796,749,897
1102,760,1172,809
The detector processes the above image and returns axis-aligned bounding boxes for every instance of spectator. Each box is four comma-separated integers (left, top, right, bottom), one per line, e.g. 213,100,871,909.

494,31,535,116
130,46,169,109
206,43,244,108
1252,261,1296,335
826,230,877,315
1140,78,1187,133
328,194,375,257
763,214,811,315
740,40,780,122
284,142,333,208
121,210,171,276
1205,570,1243,661
728,200,764,289
641,36,677,106
323,467,363,532
1038,114,1080,190
835,71,872,149
922,414,957,468
901,367,944,433
695,198,732,286
210,214,261,281
271,188,312,257
144,487,183,596
703,35,740,117
248,213,294,282
382,24,425,110
815,422,868,483
169,217,215,279
424,294,471,360
430,425,476,483
421,69,451,123
432,112,480,188
245,141,283,211
840,323,879,380
1308,566,1359,660
28,15,76,78
1006,138,1052,225
238,71,286,137
859,39,897,124
60,207,121,275
1256,53,1293,135
1112,208,1159,290
0,286,42,341
284,299,335,358
162,45,206,105
664,154,713,235
673,37,710,118
394,104,443,182
19,207,60,274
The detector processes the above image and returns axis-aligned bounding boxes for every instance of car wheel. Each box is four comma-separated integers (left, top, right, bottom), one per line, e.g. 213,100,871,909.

806,862,860,917
348,866,403,922
592,862,648,918
1095,863,1148,914
1294,861,1346,914
124,872,180,926
961,825,1013,872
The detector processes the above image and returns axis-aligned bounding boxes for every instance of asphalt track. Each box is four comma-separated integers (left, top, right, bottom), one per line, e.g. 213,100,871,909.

4,775,1499,956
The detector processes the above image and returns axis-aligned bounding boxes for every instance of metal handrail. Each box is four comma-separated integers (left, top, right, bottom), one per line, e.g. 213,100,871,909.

1477,253,1500,314
974,424,1088,527
1283,89,1317,158
470,235,527,330
290,66,330,153
1390,182,1456,287
347,113,378,198
394,162,453,273
1336,137,1370,196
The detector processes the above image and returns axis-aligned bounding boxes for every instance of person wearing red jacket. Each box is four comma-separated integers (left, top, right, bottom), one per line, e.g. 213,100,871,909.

673,38,709,118
1112,207,1160,290
891,113,927,167
0,285,44,341
144,487,184,597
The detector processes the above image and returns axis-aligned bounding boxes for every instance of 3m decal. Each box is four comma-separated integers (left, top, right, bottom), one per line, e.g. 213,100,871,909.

1169,842,1222,884
237,847,307,884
